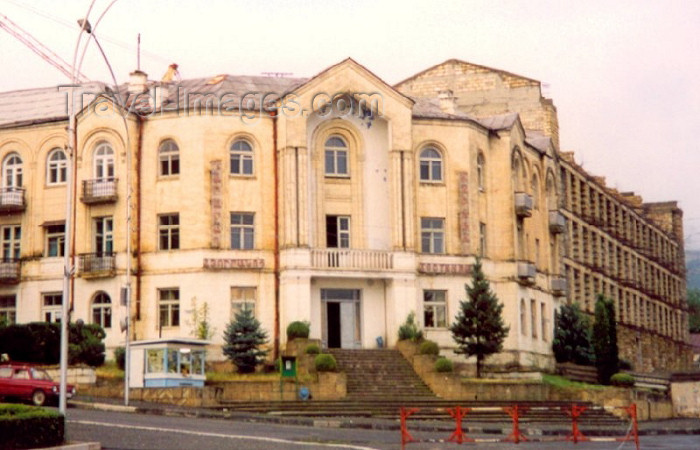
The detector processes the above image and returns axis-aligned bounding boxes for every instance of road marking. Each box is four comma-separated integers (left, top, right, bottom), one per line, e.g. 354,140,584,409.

69,420,379,450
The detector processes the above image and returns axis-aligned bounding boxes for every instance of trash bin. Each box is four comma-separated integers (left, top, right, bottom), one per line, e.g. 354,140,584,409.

299,386,310,401
376,336,384,348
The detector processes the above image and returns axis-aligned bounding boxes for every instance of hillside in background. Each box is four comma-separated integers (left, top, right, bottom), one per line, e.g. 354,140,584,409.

687,249,700,290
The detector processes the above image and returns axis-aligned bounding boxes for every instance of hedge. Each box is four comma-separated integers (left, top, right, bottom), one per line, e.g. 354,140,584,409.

314,354,337,372
419,340,439,356
304,344,320,355
286,321,310,340
435,357,453,373
610,372,635,387
0,404,64,449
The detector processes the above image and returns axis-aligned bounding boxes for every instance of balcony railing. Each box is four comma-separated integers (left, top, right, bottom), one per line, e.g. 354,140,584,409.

514,192,533,218
549,210,566,234
81,178,118,204
78,252,116,277
517,261,536,285
0,187,25,212
310,249,393,271
0,258,20,284
551,276,567,296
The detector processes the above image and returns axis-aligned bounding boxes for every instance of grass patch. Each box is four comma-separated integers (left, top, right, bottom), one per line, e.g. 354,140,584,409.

461,377,540,384
96,361,124,380
542,374,607,390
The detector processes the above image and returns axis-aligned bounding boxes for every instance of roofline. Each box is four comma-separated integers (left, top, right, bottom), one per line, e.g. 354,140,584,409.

394,58,541,88
0,116,67,130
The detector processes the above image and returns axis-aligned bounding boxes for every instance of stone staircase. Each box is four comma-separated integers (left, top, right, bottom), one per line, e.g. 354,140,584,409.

328,348,436,400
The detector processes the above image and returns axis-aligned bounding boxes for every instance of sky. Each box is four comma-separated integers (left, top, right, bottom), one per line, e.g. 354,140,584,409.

1,0,699,250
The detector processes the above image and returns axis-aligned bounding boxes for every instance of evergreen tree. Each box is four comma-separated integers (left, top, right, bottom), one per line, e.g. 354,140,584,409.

552,303,594,366
223,308,268,373
592,294,619,384
449,259,509,378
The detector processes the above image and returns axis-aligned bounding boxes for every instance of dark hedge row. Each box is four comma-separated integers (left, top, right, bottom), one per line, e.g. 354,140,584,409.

0,322,106,366
0,404,64,449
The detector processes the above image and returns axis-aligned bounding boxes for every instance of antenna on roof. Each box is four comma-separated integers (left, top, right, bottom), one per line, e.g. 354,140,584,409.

137,33,141,70
261,72,293,78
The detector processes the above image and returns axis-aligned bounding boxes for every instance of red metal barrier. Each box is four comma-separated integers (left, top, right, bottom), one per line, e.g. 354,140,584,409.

564,404,589,443
400,406,419,447
502,405,528,443
616,403,640,450
447,406,474,444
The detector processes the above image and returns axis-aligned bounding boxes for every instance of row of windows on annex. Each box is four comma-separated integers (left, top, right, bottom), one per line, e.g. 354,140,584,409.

0,292,112,328
157,138,256,178
519,298,550,343
157,212,256,250
417,146,488,190
156,286,258,328
512,152,558,212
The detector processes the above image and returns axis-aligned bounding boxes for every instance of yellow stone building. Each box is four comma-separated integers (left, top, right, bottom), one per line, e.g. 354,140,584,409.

0,58,690,371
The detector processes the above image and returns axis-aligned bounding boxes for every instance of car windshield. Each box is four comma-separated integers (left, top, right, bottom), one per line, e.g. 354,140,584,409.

30,368,52,381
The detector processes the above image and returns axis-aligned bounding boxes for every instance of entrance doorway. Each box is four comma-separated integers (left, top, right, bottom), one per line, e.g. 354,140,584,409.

321,289,361,349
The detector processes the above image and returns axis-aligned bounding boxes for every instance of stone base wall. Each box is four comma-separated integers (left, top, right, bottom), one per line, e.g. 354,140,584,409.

670,381,700,418
618,327,692,372
43,366,97,385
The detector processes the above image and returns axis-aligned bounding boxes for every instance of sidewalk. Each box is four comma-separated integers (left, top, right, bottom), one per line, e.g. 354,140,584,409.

68,395,700,438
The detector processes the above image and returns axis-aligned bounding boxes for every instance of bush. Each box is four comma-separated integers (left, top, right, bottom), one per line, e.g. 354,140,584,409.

398,312,423,342
610,372,635,387
0,404,64,449
419,340,439,355
435,357,453,373
69,323,106,367
286,321,310,340
314,353,337,372
305,344,320,355
114,347,126,371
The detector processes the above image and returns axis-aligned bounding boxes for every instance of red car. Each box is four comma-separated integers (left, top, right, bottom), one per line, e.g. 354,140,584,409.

0,364,76,406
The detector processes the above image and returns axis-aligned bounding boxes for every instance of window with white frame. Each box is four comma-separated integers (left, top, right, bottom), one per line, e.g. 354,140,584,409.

230,213,254,249
324,136,348,176
46,148,67,185
158,214,179,250
94,142,114,180
159,139,180,176
423,290,446,328
0,295,16,324
477,153,485,191
230,139,253,175
231,287,256,319
45,224,65,257
158,288,180,327
91,292,112,328
1,225,20,260
3,153,23,188
325,215,350,248
420,217,444,254
94,217,113,254
419,147,442,182
42,293,63,322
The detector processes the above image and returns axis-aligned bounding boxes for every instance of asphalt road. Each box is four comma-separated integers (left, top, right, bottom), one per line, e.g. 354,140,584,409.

66,408,700,449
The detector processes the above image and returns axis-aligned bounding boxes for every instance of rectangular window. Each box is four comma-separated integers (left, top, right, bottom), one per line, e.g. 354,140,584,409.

423,290,446,328
326,215,350,248
42,293,63,322
0,295,16,324
541,302,547,341
1,225,20,260
479,222,486,257
230,213,255,250
531,299,537,338
158,288,180,327
45,224,65,257
325,149,348,176
231,287,256,318
421,217,444,254
158,214,179,250
94,217,113,254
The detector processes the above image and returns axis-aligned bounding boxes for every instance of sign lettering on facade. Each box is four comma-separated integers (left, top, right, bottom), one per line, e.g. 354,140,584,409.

203,258,265,270
418,262,472,275
210,160,223,249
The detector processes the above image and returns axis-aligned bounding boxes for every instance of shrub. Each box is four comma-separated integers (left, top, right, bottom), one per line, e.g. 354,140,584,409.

0,404,64,449
305,344,321,355
398,312,423,341
314,353,337,372
610,372,635,387
435,357,453,373
419,340,439,356
286,321,310,340
114,346,126,371
69,323,106,367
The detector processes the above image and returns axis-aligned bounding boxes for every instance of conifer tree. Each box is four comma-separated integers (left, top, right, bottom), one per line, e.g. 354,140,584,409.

592,294,619,384
223,308,268,373
449,259,509,377
552,303,594,365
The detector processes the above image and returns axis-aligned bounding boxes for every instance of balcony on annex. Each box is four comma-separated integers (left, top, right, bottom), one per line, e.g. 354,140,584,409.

80,178,118,204
78,252,116,278
517,261,536,285
0,187,25,213
0,258,21,284
551,276,567,296
514,192,533,218
310,248,394,271
549,210,566,234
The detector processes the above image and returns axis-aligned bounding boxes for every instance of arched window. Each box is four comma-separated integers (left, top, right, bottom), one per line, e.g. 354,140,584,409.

531,174,540,209
3,153,23,188
324,136,348,176
511,152,524,191
159,139,179,176
419,147,442,182
47,148,67,185
91,292,111,328
94,142,114,180
477,153,485,191
546,174,556,211
230,139,253,175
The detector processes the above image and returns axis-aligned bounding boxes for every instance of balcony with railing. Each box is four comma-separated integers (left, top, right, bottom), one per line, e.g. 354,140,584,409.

514,192,533,218
517,261,536,285
0,258,20,284
0,187,25,213
78,252,116,278
551,276,567,296
310,248,394,271
549,210,566,234
81,179,118,204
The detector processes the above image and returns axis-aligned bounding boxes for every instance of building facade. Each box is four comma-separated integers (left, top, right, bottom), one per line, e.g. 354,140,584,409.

0,58,690,370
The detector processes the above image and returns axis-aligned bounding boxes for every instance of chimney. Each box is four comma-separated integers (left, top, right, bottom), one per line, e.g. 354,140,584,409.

437,89,457,114
128,70,148,94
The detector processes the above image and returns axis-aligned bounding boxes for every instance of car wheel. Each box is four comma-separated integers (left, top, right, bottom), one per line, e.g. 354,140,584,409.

32,390,46,406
